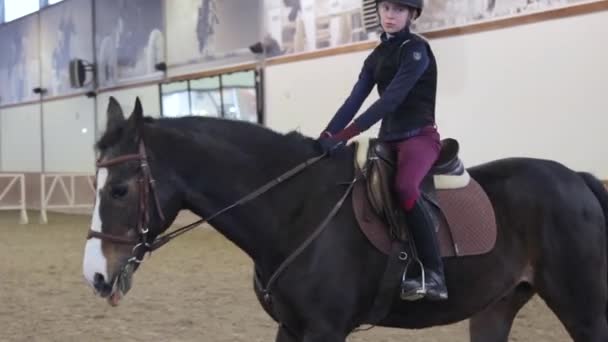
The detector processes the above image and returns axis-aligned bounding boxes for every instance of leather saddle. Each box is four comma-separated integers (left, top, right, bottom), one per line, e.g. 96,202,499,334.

357,138,468,241
352,138,497,325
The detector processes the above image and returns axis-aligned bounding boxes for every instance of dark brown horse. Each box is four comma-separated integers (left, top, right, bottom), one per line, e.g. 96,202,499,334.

83,97,608,341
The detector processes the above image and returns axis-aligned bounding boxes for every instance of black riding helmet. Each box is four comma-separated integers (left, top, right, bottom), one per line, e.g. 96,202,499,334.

376,0,424,19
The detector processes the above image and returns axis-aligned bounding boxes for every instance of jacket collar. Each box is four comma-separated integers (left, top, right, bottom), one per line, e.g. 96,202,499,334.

380,27,411,44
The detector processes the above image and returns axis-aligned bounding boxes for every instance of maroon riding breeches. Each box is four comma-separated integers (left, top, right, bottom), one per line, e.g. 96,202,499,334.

390,125,441,212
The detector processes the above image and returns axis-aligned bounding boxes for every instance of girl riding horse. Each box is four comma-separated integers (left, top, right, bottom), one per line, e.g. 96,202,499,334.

316,0,447,301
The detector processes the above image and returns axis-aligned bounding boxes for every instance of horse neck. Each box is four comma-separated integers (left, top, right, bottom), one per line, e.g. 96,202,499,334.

151,122,349,274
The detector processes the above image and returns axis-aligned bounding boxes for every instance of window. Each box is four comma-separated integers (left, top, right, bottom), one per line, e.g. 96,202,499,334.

4,0,39,22
161,70,262,124
160,81,190,118
221,71,257,123
48,0,64,4
190,76,221,117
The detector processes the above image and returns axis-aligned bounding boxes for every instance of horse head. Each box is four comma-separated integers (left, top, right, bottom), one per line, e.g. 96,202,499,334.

82,97,181,306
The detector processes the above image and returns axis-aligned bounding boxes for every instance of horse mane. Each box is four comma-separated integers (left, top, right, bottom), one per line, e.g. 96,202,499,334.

96,115,319,159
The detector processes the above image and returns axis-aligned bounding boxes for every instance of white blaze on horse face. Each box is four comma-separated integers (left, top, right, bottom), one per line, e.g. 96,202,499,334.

83,168,109,288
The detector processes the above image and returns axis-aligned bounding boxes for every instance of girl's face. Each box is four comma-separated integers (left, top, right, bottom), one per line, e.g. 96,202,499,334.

378,1,412,34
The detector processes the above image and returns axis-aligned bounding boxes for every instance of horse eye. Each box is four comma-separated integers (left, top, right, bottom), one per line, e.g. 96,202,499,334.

110,185,128,199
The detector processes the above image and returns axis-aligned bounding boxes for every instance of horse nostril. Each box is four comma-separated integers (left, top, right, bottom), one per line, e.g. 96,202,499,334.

94,273,105,284
93,273,112,296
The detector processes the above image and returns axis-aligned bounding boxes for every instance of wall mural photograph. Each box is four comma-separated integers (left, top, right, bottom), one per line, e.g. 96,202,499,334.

40,0,94,96
415,0,605,32
0,14,40,105
95,0,165,87
166,0,262,68
0,0,604,104
263,0,370,56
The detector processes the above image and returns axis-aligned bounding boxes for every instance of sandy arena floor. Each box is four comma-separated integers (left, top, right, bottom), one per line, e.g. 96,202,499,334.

0,211,571,341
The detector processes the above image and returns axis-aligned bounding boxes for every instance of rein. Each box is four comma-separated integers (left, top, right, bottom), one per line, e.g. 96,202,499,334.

149,152,329,252
87,138,359,298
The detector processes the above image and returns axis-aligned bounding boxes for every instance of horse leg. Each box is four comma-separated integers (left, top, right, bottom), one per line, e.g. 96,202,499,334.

275,324,300,342
469,283,534,342
537,277,608,341
535,225,608,341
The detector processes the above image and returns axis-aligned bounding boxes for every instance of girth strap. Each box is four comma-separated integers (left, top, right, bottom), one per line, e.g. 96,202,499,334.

365,240,411,325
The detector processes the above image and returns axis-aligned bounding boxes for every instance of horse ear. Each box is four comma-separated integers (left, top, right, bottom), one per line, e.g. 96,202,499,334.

127,97,145,134
133,97,143,120
106,96,125,131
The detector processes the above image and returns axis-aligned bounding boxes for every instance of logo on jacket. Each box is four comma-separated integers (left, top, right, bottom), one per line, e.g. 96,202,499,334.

413,51,422,61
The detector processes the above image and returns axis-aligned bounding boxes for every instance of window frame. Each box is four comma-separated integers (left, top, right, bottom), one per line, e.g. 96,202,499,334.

160,69,264,125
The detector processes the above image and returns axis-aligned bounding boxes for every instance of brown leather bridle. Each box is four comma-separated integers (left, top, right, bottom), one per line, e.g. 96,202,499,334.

86,139,166,263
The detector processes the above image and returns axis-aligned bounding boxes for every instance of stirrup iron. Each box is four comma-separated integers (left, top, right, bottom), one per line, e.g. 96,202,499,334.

401,257,426,301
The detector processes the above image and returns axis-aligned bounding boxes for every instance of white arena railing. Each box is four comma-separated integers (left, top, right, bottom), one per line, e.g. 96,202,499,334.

40,173,95,224
0,173,28,224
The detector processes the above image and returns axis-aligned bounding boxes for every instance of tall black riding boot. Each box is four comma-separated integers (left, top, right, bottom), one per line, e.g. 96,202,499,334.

400,199,448,301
